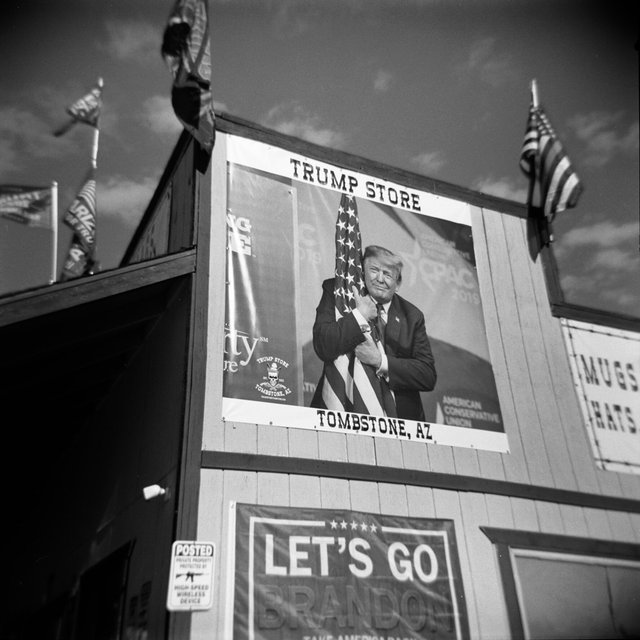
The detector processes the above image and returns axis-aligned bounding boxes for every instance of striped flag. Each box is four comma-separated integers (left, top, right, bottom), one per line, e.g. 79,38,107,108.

162,0,215,172
520,104,583,221
318,194,396,417
60,170,97,281
63,169,96,252
53,79,103,137
0,185,52,228
61,237,97,281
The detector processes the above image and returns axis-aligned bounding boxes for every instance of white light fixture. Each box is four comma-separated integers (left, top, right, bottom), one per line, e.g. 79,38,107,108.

142,484,169,501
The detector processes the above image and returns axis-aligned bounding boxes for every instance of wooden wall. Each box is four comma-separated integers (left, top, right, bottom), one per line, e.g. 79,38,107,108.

193,125,640,639
191,470,640,640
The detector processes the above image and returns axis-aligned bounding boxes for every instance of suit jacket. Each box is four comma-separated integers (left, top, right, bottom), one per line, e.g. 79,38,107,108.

311,278,436,420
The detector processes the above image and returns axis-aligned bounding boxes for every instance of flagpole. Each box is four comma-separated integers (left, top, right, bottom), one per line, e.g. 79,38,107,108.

529,79,553,244
527,79,538,216
90,77,103,169
50,181,58,284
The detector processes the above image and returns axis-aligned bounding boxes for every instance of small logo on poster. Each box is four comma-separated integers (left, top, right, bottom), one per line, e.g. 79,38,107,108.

256,357,292,400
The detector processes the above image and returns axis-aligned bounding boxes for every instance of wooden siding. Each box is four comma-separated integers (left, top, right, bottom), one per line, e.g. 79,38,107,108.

192,118,640,639
200,124,640,504
192,470,640,640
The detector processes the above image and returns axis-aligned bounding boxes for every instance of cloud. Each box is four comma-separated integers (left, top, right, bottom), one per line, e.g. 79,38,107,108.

557,220,639,311
373,70,393,93
97,176,158,230
410,151,446,176
271,0,314,38
103,20,159,63
568,111,639,168
0,105,74,175
262,103,346,148
471,176,527,203
561,267,640,311
459,37,518,87
559,221,638,250
141,95,183,136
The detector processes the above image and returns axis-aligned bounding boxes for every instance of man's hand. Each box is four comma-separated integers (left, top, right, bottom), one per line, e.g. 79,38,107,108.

355,333,382,368
352,287,377,321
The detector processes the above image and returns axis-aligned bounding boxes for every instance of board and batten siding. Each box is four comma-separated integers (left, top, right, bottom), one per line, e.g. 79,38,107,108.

191,470,640,640
201,177,640,502
193,123,639,640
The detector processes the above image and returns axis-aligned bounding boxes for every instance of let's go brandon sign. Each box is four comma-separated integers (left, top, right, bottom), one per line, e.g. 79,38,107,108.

231,503,469,640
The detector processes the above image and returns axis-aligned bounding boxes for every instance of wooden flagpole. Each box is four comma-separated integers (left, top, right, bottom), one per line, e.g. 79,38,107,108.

50,180,58,284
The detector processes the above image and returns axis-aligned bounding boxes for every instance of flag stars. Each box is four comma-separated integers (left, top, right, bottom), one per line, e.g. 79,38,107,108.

329,515,379,535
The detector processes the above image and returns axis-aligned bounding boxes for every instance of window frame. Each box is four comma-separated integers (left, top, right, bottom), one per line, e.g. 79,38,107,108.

481,526,640,639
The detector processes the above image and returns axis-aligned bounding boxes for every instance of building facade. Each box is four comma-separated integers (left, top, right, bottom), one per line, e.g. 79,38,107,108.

2,115,639,639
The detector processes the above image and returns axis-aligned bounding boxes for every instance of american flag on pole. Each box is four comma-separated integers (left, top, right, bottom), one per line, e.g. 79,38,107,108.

318,193,396,417
162,0,215,172
0,185,52,228
520,103,583,222
53,79,103,137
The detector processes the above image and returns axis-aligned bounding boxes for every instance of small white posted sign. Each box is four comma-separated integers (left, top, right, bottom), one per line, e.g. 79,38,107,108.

167,541,215,611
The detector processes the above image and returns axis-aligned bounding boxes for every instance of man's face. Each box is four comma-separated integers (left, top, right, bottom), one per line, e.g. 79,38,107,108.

363,257,400,304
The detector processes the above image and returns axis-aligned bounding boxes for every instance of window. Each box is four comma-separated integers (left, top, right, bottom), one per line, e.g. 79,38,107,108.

482,527,640,640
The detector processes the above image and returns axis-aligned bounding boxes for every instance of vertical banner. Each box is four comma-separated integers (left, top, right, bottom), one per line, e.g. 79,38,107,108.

225,166,302,405
222,134,507,453
232,503,470,640
562,318,640,474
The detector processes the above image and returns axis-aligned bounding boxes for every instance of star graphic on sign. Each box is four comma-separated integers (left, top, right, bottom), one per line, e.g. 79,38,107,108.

350,520,358,530
370,524,377,534
330,520,338,529
340,520,348,529
360,522,368,531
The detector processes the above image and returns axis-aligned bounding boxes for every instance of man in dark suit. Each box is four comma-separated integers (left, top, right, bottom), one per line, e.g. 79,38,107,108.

311,245,436,420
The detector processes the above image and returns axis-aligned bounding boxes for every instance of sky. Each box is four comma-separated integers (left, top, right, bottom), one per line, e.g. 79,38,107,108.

1,0,638,318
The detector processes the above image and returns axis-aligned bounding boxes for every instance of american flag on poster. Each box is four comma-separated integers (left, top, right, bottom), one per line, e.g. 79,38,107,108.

520,104,583,221
63,169,96,252
0,185,52,228
318,193,396,416
53,79,103,136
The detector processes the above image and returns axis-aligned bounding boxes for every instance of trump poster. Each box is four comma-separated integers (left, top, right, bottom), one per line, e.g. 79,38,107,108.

222,133,508,452
230,503,470,640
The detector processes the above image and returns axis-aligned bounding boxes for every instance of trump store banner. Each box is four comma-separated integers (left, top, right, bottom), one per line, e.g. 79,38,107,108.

230,503,470,640
222,133,507,452
562,318,640,474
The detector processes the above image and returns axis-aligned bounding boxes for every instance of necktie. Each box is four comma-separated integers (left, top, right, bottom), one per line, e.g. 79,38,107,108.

376,303,386,345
